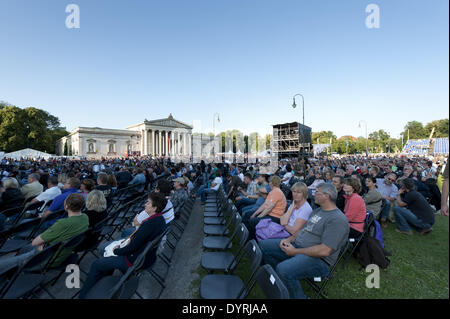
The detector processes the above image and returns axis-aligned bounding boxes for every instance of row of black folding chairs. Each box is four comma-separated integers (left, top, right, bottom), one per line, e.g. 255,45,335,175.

199,188,289,299
0,187,150,299
146,197,196,298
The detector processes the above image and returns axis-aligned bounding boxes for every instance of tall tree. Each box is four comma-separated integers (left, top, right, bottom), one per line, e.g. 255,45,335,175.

424,119,449,138
402,121,426,140
0,104,69,153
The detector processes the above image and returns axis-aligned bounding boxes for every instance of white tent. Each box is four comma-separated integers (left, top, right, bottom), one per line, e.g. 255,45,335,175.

2,148,55,160
258,149,271,156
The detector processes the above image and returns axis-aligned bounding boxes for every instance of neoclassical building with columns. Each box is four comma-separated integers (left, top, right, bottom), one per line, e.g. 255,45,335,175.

56,114,193,158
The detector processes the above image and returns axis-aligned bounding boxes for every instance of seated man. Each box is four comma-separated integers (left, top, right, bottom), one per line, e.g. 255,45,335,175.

0,193,89,271
128,168,146,193
96,173,113,207
259,183,349,299
171,177,188,215
21,173,43,203
40,177,81,219
31,175,61,206
241,186,269,220
245,175,286,240
234,173,259,212
376,173,398,227
393,178,435,235
197,170,223,205
226,174,244,200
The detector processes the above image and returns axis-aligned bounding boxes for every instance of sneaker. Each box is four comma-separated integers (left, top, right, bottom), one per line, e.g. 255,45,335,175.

419,228,433,235
380,219,388,228
395,228,413,236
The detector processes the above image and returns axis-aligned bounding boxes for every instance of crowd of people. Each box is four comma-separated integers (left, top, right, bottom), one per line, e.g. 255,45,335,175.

0,153,448,298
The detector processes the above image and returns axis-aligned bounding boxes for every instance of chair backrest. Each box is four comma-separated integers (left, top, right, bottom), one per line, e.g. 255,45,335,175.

23,201,45,213
245,264,290,299
108,227,170,299
22,242,62,273
235,240,263,298
10,217,41,234
0,206,25,219
46,231,88,268
225,223,249,272
0,242,61,298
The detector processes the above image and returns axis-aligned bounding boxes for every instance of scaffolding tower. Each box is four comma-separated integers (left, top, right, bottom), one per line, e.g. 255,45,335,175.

272,122,312,159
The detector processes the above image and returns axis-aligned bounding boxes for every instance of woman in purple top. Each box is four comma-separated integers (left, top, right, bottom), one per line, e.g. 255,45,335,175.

279,182,313,236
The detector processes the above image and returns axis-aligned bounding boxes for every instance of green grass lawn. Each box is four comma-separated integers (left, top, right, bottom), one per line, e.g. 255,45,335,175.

193,212,449,299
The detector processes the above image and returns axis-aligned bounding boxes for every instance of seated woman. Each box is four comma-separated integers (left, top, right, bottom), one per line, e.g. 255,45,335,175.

279,182,313,237
363,177,383,219
83,190,108,227
78,192,168,299
343,178,367,239
0,177,25,220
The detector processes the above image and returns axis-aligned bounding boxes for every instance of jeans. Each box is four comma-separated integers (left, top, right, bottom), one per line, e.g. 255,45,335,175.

259,239,330,299
78,254,129,299
235,197,257,211
380,199,391,221
393,207,432,232
197,186,216,202
0,214,5,232
0,244,37,272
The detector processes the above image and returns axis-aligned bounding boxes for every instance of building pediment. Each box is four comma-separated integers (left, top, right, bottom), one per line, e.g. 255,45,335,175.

145,115,193,130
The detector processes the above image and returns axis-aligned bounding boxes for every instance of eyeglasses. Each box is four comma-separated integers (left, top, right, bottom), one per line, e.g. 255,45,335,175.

387,178,396,182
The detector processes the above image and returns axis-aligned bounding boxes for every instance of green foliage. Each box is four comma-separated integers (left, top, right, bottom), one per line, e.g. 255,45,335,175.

424,119,449,138
402,121,426,140
0,103,69,153
312,131,337,144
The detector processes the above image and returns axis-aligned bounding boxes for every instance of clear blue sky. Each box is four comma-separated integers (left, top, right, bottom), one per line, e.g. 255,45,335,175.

0,0,448,139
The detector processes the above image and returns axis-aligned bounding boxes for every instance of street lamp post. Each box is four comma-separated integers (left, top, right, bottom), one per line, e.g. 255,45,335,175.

358,120,368,156
292,94,305,158
212,113,220,160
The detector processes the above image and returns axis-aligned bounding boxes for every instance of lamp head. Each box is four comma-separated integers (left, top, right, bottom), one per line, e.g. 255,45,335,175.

292,98,297,109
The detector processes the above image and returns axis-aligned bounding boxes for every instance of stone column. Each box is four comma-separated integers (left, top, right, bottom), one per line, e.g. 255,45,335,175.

165,131,169,156
144,129,148,155
151,130,155,156
159,131,162,156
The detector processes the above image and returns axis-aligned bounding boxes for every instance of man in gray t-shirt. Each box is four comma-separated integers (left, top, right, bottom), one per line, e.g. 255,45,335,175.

259,183,349,299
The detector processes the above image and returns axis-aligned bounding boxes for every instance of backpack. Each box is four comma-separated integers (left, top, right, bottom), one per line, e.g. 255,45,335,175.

255,219,290,242
355,236,391,269
371,220,385,248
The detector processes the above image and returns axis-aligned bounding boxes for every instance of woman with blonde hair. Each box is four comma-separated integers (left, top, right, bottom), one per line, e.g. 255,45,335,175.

279,182,313,236
83,190,108,227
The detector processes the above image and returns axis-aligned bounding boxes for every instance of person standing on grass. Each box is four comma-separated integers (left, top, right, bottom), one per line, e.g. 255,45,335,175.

440,159,449,217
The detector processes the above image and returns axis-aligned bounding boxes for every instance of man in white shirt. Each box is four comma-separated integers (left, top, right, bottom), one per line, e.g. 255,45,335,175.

198,170,223,204
31,176,61,205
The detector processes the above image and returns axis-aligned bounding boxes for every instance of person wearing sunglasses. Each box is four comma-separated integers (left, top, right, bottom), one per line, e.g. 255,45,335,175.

376,173,398,228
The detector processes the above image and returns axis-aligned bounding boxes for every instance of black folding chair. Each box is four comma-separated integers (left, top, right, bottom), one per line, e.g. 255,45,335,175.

200,240,262,299
204,208,240,236
201,223,249,273
202,214,242,250
342,211,375,268
305,240,350,299
0,242,61,299
0,206,25,226
245,264,290,299
0,217,41,255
